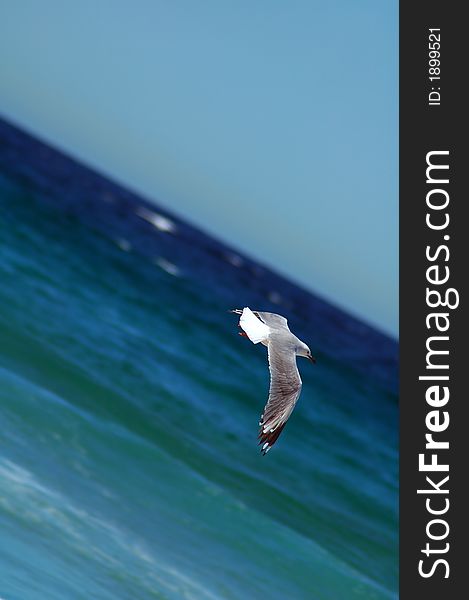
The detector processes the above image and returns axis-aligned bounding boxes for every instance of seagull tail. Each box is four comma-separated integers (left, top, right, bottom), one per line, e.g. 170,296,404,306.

239,307,270,344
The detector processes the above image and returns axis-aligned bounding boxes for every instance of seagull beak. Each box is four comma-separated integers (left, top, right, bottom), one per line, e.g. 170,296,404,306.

308,355,317,364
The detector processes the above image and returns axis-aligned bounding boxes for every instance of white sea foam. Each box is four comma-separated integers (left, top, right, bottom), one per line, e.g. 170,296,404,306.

136,207,176,233
114,238,132,252
154,257,180,276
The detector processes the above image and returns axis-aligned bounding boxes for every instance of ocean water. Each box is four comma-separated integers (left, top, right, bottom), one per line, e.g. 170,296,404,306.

0,119,398,600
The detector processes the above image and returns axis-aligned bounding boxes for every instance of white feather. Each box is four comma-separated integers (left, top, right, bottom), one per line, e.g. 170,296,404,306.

239,307,270,344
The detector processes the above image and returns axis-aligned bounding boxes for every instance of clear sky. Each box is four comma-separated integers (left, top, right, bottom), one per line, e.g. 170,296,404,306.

0,1,397,336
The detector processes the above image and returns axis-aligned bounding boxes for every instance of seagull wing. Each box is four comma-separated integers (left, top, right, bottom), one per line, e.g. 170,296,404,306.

230,308,290,332
255,311,290,331
258,337,302,454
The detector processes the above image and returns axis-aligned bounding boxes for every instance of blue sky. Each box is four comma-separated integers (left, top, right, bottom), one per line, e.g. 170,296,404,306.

0,1,397,336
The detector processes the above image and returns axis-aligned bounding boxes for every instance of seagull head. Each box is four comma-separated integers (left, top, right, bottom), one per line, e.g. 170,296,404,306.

297,342,317,364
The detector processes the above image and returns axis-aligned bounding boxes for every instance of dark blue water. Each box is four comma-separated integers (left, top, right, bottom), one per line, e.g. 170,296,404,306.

0,118,398,599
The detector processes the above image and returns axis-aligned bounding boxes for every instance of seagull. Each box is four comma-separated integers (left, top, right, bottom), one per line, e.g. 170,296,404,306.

230,307,316,455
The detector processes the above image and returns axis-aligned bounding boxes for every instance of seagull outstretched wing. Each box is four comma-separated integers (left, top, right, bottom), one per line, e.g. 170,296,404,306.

258,335,302,454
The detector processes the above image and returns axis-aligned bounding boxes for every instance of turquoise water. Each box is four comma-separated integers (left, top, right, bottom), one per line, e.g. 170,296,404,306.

0,121,398,599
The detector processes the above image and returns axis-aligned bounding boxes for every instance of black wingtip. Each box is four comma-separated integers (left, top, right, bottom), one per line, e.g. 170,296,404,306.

260,443,271,456
257,422,286,454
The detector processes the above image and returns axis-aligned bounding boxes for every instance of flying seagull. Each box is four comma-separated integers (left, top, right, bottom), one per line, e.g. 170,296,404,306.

230,307,316,455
